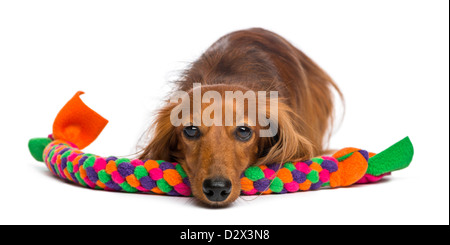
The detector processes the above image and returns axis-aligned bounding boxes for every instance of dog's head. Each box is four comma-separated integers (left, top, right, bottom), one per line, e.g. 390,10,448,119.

139,84,315,206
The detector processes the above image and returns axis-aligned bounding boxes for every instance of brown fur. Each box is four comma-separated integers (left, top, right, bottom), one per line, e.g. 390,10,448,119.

139,28,343,206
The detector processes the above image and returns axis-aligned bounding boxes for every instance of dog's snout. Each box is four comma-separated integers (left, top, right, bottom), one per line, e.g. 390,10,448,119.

202,178,232,202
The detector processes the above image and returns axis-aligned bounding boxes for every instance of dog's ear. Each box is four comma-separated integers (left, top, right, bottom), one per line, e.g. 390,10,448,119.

256,101,316,165
139,102,181,162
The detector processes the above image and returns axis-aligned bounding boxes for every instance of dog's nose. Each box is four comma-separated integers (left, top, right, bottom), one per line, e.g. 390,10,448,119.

202,178,232,202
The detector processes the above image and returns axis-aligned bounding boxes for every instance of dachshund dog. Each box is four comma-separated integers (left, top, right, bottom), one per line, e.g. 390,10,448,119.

140,28,342,206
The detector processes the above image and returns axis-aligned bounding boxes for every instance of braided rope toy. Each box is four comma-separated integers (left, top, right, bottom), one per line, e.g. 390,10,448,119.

28,92,414,196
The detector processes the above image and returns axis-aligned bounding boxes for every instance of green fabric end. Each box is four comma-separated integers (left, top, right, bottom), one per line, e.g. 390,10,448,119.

119,182,137,192
134,166,148,179
28,138,52,162
307,170,320,183
270,177,284,193
367,136,414,176
337,152,354,162
156,160,165,165
176,164,187,178
283,162,296,171
322,181,330,187
157,179,173,193
98,170,112,183
311,157,324,164
245,166,265,181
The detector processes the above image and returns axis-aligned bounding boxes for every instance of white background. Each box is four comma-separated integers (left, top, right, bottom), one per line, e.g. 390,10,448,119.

0,0,448,225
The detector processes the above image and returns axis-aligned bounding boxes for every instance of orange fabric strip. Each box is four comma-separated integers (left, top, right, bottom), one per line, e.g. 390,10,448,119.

53,91,108,149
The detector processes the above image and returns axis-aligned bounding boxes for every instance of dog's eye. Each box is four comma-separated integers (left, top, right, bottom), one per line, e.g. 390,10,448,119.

183,126,200,139
235,126,252,141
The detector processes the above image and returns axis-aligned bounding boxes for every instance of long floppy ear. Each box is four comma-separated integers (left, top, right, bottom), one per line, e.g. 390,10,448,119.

256,101,317,165
139,102,181,162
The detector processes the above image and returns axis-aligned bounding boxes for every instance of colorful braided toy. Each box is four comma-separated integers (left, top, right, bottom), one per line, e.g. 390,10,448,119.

28,91,414,196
